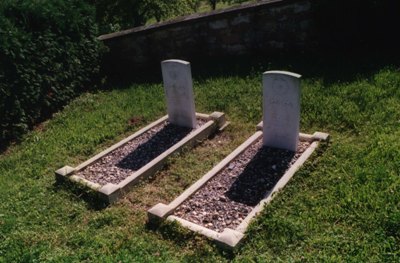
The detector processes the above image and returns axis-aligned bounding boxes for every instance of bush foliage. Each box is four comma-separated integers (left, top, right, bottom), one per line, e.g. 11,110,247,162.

0,0,102,143
93,0,252,33
93,0,202,33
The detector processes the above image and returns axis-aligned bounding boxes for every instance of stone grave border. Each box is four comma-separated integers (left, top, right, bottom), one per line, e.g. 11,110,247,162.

148,122,329,249
55,112,228,204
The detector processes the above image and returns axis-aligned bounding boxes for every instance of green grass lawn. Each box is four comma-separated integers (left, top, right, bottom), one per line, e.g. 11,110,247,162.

1,53,400,262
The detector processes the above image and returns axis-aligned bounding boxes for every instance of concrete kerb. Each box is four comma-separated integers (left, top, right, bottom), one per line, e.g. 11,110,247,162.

55,112,227,204
148,131,263,220
148,125,329,249
257,121,330,142
210,111,230,131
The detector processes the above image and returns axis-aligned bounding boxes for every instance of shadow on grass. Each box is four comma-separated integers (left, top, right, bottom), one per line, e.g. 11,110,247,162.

52,179,108,211
104,48,400,90
0,142,12,155
145,220,193,247
2,48,398,155
145,219,236,260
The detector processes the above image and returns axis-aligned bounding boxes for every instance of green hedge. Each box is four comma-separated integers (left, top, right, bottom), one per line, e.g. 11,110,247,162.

0,0,102,143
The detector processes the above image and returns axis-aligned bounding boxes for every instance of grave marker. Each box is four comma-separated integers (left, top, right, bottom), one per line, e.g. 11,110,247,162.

262,71,301,151
148,70,329,249
161,59,197,128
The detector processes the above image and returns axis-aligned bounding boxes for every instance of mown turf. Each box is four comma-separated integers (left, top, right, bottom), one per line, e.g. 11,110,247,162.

0,53,399,262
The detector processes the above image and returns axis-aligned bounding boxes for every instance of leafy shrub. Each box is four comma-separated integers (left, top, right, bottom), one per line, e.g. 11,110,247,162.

0,0,102,143
93,0,202,34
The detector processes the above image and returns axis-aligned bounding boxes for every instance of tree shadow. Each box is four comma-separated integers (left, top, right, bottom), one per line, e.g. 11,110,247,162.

226,146,295,206
116,123,192,171
104,48,400,91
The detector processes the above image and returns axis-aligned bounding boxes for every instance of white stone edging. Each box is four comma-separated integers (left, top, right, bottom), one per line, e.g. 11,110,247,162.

76,115,169,171
148,129,329,249
148,131,262,220
236,140,319,233
55,112,226,204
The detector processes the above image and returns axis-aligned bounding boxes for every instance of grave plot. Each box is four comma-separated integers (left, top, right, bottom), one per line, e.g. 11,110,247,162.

55,60,228,204
148,71,329,249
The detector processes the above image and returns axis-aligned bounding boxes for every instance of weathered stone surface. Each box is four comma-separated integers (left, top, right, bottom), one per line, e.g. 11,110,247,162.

161,60,197,128
99,0,313,77
262,71,301,151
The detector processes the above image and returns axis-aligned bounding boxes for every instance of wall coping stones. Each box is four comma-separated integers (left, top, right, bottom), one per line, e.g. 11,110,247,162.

98,0,302,41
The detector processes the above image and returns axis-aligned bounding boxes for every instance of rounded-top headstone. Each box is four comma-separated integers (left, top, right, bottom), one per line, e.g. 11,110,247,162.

262,71,301,152
161,59,197,129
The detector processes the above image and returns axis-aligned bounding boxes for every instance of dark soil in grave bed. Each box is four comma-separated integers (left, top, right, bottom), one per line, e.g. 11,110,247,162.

75,118,207,186
173,139,311,233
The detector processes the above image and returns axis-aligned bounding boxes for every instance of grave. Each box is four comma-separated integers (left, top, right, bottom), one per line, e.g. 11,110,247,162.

162,59,197,128
263,71,300,151
148,71,329,249
55,60,228,204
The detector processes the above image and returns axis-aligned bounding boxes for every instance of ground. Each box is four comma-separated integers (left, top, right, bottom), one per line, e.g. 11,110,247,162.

0,52,399,262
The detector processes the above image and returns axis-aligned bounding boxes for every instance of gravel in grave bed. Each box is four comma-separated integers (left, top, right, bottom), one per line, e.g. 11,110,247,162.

75,118,207,186
173,139,311,233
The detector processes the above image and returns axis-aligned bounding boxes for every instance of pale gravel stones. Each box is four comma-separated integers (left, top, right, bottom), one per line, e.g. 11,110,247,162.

75,119,206,186
174,139,310,233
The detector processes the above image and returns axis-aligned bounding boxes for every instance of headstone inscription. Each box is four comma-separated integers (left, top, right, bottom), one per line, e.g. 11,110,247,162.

161,59,197,128
262,71,301,152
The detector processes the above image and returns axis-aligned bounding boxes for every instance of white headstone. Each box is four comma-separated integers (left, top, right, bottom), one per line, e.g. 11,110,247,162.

262,71,301,151
161,59,197,128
